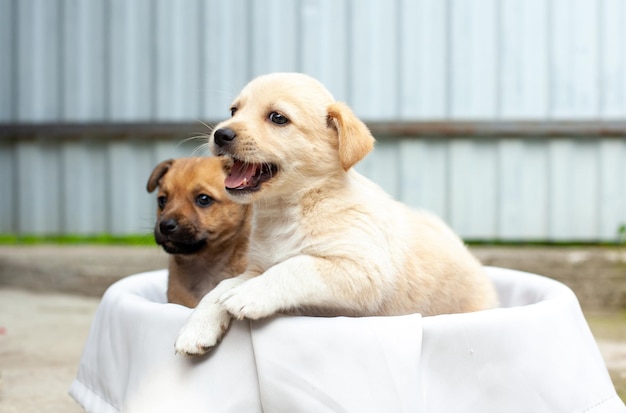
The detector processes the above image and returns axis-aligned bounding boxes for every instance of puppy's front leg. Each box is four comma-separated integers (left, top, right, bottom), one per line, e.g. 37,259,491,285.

220,255,382,320
175,275,252,356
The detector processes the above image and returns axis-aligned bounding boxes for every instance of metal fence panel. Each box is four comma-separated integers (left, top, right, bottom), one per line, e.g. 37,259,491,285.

1,0,625,240
0,131,624,240
108,0,154,121
0,0,15,122
3,0,626,122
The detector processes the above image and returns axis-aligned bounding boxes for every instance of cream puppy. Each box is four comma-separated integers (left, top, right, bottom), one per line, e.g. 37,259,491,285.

175,73,498,355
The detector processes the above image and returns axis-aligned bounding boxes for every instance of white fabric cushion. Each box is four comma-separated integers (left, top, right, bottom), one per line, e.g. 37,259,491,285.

69,267,625,413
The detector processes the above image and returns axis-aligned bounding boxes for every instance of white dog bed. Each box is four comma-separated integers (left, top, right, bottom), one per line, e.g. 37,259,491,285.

69,267,624,413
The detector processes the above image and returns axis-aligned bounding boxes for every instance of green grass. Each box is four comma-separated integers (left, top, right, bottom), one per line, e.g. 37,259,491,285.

0,233,156,246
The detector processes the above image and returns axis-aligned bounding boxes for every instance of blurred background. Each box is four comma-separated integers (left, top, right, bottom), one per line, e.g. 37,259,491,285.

1,1,625,407
0,0,625,241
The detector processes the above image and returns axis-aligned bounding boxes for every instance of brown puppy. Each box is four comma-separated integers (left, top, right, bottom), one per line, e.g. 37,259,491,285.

147,157,251,307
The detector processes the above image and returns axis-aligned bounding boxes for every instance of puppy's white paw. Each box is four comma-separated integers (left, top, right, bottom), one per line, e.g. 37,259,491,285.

174,304,231,356
219,280,280,320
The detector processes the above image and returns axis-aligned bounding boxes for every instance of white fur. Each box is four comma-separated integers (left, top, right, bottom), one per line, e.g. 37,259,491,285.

175,73,498,356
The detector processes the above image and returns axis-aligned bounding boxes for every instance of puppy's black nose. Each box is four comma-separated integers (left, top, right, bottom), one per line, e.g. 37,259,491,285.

159,219,178,235
213,128,237,147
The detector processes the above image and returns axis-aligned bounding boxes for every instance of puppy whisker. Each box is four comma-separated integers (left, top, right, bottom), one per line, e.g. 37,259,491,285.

264,162,274,179
196,120,216,134
191,142,212,157
176,120,217,153
178,134,208,147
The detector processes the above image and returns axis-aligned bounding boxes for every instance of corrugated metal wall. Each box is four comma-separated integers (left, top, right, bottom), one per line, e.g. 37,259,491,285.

0,129,203,235
3,0,626,122
1,0,625,240
362,133,626,241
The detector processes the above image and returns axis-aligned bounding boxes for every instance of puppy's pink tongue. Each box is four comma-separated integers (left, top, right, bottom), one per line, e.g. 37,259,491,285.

225,160,257,189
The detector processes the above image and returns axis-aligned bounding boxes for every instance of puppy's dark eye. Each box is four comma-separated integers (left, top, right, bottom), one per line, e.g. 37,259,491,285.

269,112,289,125
196,194,214,207
230,107,237,117
157,196,167,209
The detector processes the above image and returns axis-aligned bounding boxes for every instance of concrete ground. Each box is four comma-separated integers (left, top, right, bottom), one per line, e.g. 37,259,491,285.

0,245,624,411
0,288,97,413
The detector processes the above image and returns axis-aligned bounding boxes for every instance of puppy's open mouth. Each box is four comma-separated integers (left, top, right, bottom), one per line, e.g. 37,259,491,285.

225,159,278,193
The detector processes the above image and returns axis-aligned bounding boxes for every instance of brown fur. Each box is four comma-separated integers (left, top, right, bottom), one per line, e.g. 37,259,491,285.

147,157,251,307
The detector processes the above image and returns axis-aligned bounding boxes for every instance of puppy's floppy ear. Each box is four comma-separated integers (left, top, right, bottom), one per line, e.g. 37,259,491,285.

327,102,375,171
147,159,175,193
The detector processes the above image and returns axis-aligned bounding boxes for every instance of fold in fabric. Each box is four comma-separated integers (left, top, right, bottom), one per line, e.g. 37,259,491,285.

69,268,625,413
70,271,262,413
250,314,422,413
